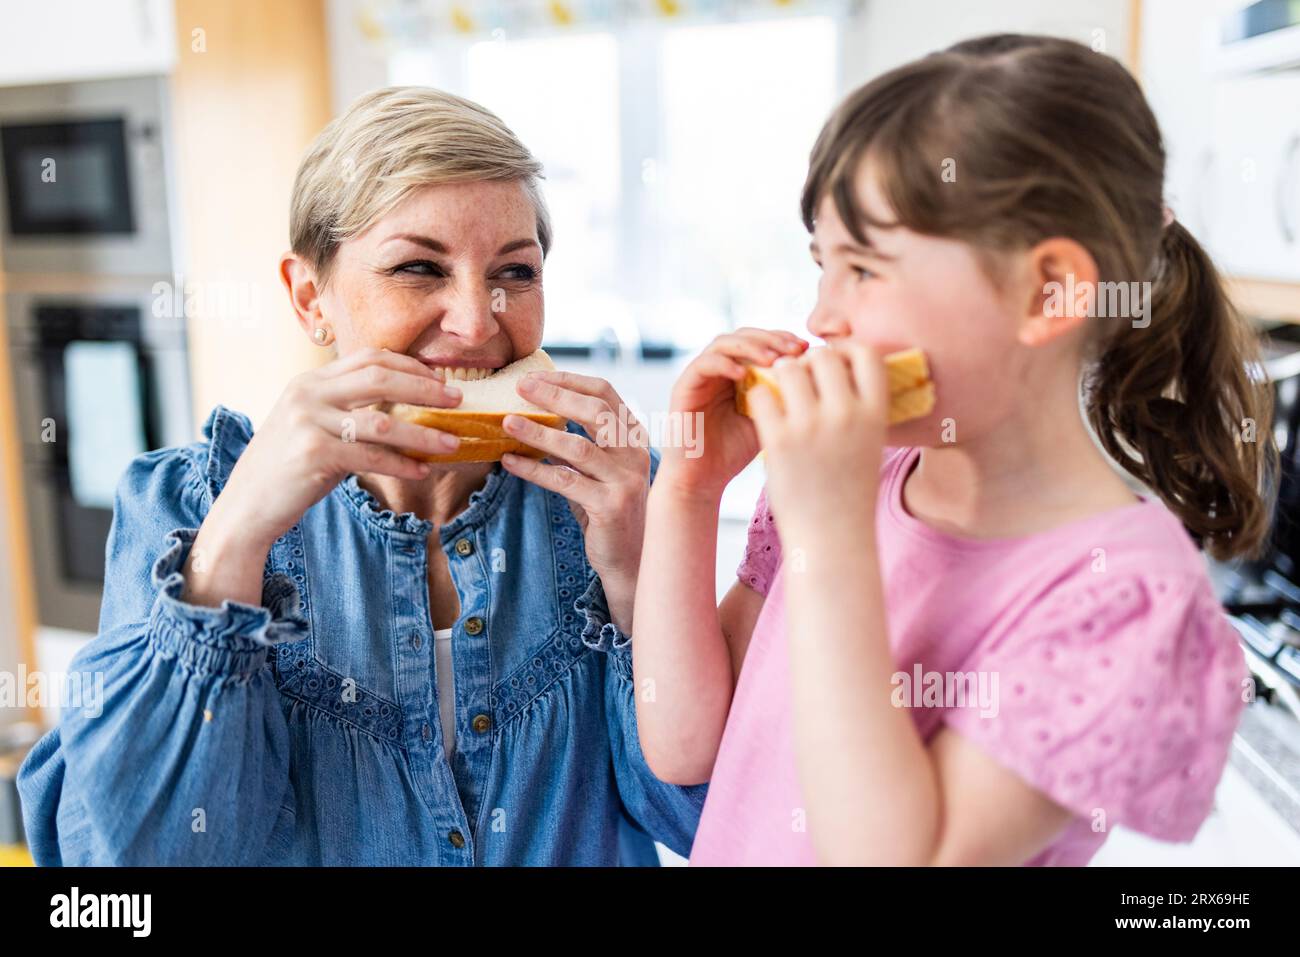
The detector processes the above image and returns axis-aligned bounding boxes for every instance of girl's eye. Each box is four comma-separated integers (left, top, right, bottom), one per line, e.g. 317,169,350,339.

852,265,876,282
391,260,445,277
499,263,538,281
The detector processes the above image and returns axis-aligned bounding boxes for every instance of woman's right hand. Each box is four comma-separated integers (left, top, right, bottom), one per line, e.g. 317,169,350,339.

658,328,806,500
183,348,464,607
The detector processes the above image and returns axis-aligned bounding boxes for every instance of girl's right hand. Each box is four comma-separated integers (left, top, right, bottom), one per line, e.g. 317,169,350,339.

659,328,807,499
210,347,465,549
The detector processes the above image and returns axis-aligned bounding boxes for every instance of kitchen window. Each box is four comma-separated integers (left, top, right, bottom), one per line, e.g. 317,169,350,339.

389,11,838,355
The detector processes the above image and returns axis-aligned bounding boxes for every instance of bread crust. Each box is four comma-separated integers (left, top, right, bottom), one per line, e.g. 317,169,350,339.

386,405,566,463
735,347,934,424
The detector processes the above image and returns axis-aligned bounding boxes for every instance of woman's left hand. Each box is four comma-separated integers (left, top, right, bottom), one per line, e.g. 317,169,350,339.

499,371,650,633
746,342,891,539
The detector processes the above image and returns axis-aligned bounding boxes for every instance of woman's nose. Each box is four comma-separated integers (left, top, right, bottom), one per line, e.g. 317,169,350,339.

439,281,502,345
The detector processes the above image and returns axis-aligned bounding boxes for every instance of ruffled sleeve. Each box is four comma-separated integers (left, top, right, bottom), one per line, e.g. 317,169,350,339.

572,444,708,856
147,527,310,666
941,570,1249,842
575,573,632,677
16,418,308,865
736,486,781,597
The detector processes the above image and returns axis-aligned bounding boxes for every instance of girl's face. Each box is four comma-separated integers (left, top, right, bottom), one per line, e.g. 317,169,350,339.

317,179,545,374
806,162,1032,445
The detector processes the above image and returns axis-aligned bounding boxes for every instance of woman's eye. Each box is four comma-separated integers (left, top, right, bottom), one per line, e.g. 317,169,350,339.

391,260,444,277
499,264,537,281
852,265,876,282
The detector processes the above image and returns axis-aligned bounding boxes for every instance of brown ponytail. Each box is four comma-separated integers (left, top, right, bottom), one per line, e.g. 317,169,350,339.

801,33,1278,560
1087,220,1275,559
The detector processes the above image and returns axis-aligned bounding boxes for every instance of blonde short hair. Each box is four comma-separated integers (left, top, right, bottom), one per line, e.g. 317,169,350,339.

289,86,552,280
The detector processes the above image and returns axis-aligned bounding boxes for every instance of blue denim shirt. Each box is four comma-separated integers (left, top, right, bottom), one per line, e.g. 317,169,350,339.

18,404,705,865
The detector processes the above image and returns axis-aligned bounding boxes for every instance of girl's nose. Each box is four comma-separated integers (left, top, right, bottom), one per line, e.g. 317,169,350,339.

805,295,851,341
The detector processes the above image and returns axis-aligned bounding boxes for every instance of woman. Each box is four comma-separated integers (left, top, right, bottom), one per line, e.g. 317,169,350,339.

17,87,705,865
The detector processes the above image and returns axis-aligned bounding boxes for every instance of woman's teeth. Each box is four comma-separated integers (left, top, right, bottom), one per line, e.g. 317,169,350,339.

430,367,494,381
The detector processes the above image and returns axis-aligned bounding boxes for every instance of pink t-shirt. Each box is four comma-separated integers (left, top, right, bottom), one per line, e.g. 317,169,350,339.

689,446,1249,866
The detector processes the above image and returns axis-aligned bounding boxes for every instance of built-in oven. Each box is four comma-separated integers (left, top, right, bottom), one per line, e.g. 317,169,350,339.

4,287,191,633
0,74,174,276
0,75,188,635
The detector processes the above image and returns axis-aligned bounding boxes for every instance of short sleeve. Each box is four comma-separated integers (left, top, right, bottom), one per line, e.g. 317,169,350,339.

941,570,1249,842
736,486,781,597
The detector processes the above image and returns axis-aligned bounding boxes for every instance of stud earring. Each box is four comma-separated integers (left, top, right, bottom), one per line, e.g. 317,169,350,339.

313,326,333,346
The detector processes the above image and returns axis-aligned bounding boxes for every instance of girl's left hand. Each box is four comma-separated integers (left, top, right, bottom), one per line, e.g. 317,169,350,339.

746,342,891,537
499,371,650,632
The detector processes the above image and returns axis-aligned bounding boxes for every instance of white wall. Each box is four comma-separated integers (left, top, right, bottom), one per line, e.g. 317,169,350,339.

837,0,1134,93
326,0,390,112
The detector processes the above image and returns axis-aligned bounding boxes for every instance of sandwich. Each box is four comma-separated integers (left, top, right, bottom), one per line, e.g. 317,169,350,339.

382,349,565,463
735,346,935,424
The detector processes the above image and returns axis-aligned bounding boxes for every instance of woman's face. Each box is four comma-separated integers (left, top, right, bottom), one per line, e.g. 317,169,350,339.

317,178,545,376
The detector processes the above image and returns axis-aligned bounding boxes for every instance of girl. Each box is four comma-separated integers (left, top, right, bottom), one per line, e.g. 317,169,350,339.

633,34,1275,866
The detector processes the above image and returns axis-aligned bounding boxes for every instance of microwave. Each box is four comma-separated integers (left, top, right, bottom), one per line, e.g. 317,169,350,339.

0,75,175,277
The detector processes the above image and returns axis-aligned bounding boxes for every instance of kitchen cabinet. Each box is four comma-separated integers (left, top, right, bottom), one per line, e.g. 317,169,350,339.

1210,74,1300,281
0,0,175,87
1144,0,1300,285
170,0,333,430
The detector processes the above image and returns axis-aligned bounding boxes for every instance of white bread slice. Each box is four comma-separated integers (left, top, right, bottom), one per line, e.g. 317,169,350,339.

735,347,934,425
383,349,566,463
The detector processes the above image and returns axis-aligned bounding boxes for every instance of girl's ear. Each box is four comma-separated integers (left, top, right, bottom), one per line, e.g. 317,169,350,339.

279,251,326,337
1017,238,1099,347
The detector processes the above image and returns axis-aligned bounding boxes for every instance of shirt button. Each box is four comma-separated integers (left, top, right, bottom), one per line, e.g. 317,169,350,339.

464,617,484,636
454,537,474,557
448,830,466,849
472,713,491,734
411,633,422,651
422,723,432,743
